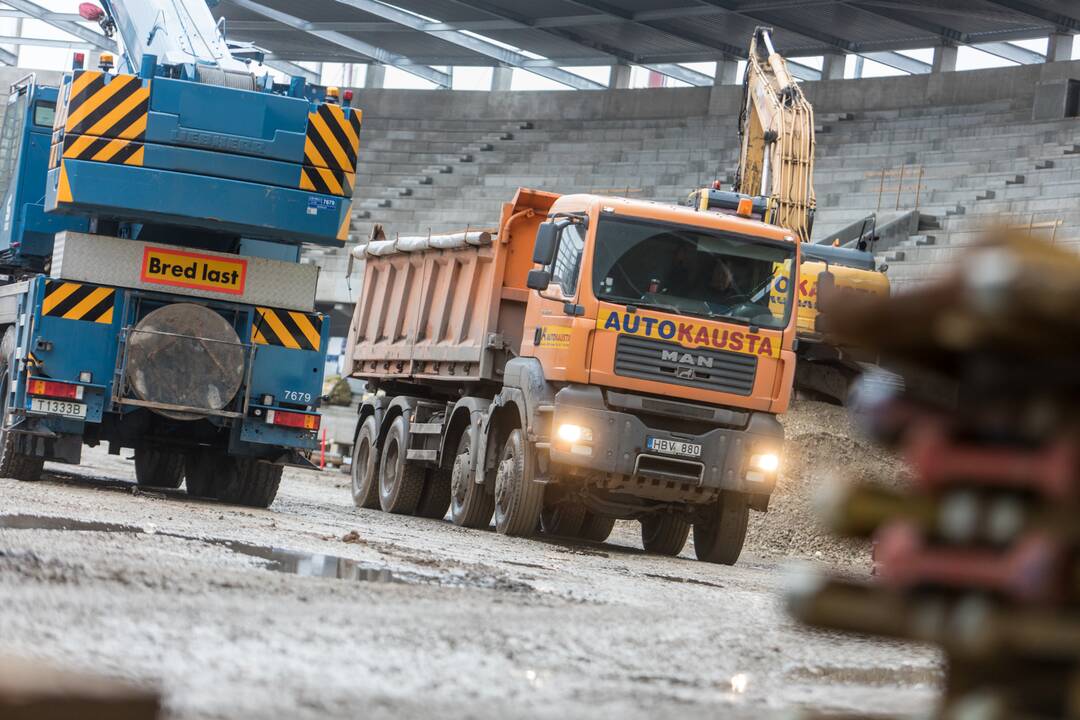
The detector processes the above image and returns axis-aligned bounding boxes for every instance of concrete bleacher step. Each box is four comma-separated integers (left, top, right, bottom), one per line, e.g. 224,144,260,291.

975,190,996,201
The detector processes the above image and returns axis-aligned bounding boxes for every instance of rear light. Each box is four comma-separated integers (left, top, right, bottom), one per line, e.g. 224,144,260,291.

343,89,354,102
266,409,319,430
27,378,84,400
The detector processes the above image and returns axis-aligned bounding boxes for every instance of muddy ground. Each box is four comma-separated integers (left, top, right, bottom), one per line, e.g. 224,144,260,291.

0,402,936,719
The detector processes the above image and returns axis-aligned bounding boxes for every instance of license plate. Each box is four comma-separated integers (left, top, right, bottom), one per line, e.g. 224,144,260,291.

30,398,87,419
646,436,701,458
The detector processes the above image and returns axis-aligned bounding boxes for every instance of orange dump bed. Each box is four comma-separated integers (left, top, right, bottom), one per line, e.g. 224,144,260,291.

345,188,556,385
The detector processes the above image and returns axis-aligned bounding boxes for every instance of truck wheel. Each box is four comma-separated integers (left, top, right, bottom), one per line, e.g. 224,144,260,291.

640,514,690,556
578,513,616,543
379,415,425,514
0,365,43,482
351,416,380,509
216,458,283,508
134,446,184,489
449,430,494,529
540,499,586,538
693,491,749,565
493,428,543,537
416,467,452,519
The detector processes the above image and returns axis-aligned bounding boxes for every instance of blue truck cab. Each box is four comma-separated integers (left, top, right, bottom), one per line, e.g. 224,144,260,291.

0,46,363,508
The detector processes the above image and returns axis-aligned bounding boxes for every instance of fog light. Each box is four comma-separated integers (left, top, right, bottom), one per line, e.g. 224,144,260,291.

749,452,780,473
557,423,592,443
79,371,92,383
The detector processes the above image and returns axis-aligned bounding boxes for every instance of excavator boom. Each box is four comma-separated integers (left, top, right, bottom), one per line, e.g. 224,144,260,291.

734,27,816,244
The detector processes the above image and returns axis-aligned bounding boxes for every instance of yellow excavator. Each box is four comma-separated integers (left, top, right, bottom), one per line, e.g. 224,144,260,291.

688,26,889,403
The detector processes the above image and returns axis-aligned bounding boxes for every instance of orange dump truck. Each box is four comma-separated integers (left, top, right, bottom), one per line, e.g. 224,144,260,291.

344,188,800,564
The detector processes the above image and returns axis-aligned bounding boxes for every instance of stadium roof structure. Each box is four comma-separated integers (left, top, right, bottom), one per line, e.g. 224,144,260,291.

211,0,1080,88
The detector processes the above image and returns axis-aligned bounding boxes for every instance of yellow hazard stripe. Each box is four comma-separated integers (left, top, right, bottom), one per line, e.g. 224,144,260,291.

289,311,322,350
62,133,145,167
303,104,361,174
63,73,149,141
62,286,112,321
253,307,322,351
41,282,81,315
42,281,115,324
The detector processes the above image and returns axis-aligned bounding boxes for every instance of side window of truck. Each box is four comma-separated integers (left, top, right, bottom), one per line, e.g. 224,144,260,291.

549,223,585,296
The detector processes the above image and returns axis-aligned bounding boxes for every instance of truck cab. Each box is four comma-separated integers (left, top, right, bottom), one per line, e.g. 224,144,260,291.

520,194,796,562
0,78,89,273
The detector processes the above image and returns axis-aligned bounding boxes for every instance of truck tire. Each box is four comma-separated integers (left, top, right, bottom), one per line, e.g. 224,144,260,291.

216,459,283,509
493,428,543,537
449,430,494,529
134,446,184,489
416,467,452,519
0,356,43,483
578,513,616,543
693,491,749,565
540,499,586,538
640,514,690,556
379,415,425,514
350,416,380,509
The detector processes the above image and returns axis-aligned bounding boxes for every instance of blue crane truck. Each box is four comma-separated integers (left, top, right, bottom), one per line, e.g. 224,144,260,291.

0,0,362,507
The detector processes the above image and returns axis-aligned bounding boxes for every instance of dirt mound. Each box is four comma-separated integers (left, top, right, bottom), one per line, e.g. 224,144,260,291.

745,400,910,570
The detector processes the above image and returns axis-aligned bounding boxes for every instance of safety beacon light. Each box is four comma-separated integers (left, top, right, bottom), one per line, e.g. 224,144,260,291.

736,197,754,218
73,52,86,71
325,86,340,104
99,52,114,72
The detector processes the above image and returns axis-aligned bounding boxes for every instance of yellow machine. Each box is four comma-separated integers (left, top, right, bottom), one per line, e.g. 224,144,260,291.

690,27,889,402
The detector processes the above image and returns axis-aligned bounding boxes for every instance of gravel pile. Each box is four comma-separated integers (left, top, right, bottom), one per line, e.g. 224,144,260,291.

745,400,911,570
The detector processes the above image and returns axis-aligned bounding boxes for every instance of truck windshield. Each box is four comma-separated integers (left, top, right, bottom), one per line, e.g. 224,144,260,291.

591,217,795,330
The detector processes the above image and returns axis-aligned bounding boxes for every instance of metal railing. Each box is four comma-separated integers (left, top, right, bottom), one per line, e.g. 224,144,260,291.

869,165,926,212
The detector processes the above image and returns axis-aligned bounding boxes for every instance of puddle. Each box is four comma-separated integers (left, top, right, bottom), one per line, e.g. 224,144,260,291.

0,514,402,584
787,664,942,687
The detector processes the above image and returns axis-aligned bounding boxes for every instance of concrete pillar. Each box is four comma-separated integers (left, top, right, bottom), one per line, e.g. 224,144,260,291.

853,55,865,79
491,65,513,91
932,44,957,73
714,59,739,86
821,52,846,80
610,63,632,89
364,63,385,89
1048,32,1074,62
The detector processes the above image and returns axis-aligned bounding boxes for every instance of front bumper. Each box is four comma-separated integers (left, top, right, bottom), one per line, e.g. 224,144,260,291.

547,385,784,495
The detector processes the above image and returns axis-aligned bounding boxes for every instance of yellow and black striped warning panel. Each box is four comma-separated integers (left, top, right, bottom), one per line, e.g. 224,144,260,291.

60,133,144,166
252,307,323,352
304,104,362,174
299,164,354,197
42,281,116,325
63,71,149,141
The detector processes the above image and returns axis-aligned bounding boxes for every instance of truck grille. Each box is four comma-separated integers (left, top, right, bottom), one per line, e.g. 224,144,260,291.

613,335,757,396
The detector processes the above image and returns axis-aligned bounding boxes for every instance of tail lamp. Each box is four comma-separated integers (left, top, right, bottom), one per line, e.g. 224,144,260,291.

266,409,320,430
27,378,84,400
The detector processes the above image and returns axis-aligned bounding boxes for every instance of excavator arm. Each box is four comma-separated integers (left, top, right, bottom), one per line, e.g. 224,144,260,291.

734,27,816,244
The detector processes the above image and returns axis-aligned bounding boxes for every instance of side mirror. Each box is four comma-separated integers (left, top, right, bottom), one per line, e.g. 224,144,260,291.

526,269,552,291
532,222,559,265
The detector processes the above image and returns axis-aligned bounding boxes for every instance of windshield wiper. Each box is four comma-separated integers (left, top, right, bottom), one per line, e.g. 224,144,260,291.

626,300,684,316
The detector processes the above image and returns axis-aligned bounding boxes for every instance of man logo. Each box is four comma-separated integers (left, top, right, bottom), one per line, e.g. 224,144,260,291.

661,349,715,369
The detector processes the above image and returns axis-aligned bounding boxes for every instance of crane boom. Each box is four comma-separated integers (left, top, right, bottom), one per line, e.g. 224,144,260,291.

98,0,253,79
733,27,816,244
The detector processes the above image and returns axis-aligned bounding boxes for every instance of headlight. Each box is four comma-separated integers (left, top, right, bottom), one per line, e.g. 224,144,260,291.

556,423,593,443
749,452,780,474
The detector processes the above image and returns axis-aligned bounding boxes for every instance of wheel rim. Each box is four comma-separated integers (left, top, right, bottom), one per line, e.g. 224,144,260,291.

382,436,400,496
494,455,514,517
353,433,371,492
